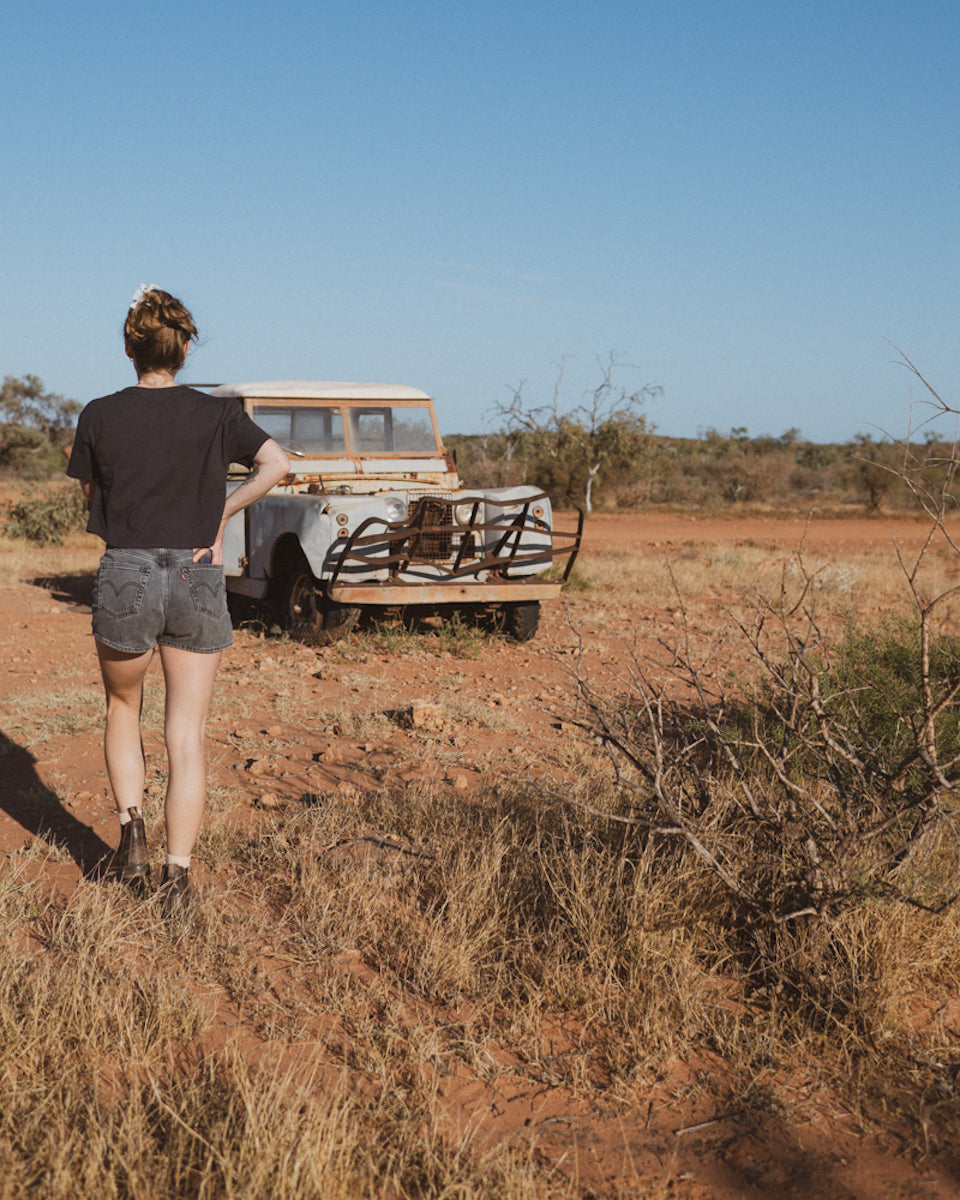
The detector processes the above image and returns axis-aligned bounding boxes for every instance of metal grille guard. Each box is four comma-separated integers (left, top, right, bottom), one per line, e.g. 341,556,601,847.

323,492,583,595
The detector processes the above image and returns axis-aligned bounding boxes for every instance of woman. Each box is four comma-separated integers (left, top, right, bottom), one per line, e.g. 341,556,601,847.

67,287,290,916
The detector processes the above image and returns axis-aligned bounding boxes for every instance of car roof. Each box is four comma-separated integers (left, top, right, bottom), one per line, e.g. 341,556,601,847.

207,381,432,401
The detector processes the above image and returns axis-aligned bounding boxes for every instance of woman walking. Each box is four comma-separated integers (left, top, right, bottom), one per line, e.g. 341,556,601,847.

67,287,289,915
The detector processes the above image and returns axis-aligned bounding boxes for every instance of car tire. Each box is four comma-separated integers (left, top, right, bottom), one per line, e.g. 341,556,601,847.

284,559,360,645
502,600,540,643
226,590,267,629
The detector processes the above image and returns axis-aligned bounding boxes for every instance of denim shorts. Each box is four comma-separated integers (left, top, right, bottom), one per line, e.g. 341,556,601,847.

92,547,233,654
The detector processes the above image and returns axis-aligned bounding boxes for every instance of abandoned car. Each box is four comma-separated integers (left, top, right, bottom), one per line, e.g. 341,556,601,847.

208,381,582,643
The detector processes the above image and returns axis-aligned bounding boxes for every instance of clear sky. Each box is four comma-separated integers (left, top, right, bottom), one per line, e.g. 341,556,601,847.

2,0,958,443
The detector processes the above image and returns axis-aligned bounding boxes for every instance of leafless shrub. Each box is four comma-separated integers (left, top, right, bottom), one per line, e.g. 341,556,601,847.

557,511,960,1027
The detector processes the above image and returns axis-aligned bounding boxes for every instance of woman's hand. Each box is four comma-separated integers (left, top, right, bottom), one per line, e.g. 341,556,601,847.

192,535,223,565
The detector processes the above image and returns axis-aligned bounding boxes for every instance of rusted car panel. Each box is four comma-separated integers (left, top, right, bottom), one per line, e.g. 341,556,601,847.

328,581,565,605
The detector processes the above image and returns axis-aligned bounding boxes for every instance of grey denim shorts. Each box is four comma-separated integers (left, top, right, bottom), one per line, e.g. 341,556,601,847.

92,547,233,654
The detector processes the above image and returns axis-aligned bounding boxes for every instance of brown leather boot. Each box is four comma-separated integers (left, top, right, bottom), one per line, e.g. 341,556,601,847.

157,863,190,920
111,807,150,894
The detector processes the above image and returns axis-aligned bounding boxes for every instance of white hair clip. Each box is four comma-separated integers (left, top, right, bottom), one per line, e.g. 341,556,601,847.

130,283,159,309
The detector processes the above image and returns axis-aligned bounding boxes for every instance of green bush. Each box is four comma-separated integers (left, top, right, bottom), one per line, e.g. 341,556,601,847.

833,616,960,765
4,487,88,544
742,615,960,790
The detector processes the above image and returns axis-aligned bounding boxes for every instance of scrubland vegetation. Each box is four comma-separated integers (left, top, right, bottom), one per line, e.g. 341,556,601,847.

449,423,958,516
446,352,960,516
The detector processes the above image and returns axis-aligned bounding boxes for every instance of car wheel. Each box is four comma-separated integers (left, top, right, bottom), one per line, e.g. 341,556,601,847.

284,560,360,645
502,600,540,643
226,590,266,629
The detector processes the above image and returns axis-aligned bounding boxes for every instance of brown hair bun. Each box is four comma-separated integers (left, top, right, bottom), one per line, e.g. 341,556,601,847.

123,287,198,375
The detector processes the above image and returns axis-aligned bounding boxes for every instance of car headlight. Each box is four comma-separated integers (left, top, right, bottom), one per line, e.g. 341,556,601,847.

454,502,476,525
384,496,406,523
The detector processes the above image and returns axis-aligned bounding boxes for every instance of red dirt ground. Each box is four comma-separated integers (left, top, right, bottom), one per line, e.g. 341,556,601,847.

1,511,958,1198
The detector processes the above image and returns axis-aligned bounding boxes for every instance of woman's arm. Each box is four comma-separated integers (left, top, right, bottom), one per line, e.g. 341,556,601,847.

193,438,291,565
79,479,96,509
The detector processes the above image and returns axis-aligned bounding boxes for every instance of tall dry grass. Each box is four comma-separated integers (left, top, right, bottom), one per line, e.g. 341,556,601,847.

4,762,957,1195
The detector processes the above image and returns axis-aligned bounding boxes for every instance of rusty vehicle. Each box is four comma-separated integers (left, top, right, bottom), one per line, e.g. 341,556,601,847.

208,381,582,643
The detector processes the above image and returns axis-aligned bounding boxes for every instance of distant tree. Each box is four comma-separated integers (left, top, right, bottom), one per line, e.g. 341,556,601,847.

446,430,528,490
0,375,81,477
851,432,901,513
493,354,661,514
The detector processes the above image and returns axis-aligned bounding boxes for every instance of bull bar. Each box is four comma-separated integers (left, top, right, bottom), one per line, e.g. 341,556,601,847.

322,492,583,605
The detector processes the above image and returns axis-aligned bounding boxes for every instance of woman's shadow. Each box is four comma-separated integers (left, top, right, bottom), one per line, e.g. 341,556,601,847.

0,730,114,878
5,569,113,876
31,571,96,610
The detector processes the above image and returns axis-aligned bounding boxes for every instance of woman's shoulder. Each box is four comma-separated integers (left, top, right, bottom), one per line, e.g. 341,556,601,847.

77,386,137,422
84,385,139,408
176,385,241,408
85,384,216,410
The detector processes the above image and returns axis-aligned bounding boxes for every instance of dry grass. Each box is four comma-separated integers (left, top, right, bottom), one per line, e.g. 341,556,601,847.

4,685,107,741
4,516,960,1194
0,837,557,1198
6,766,960,1194
576,537,960,622
0,525,101,580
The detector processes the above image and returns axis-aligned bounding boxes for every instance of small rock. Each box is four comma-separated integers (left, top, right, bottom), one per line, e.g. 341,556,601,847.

246,758,283,778
403,700,445,731
256,791,281,809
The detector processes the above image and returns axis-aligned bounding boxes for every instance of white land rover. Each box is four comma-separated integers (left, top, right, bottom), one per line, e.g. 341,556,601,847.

208,382,582,643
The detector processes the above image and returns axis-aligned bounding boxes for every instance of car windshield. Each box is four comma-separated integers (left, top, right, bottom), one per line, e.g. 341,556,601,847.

346,404,438,453
252,402,440,455
253,405,346,454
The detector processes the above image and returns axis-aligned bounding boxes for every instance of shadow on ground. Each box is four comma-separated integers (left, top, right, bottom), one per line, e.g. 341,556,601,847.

0,728,112,876
30,572,95,611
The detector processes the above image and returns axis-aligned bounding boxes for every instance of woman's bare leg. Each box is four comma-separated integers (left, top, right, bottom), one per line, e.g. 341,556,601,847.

158,645,222,859
97,641,154,814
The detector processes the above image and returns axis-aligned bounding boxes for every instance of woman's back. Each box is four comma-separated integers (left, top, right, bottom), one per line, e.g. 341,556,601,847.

70,383,266,548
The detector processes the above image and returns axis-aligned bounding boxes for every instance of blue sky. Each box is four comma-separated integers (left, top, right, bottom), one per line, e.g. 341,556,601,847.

2,0,958,442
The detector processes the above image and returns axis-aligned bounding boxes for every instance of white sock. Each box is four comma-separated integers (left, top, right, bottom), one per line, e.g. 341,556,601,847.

165,853,191,870
118,810,132,826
